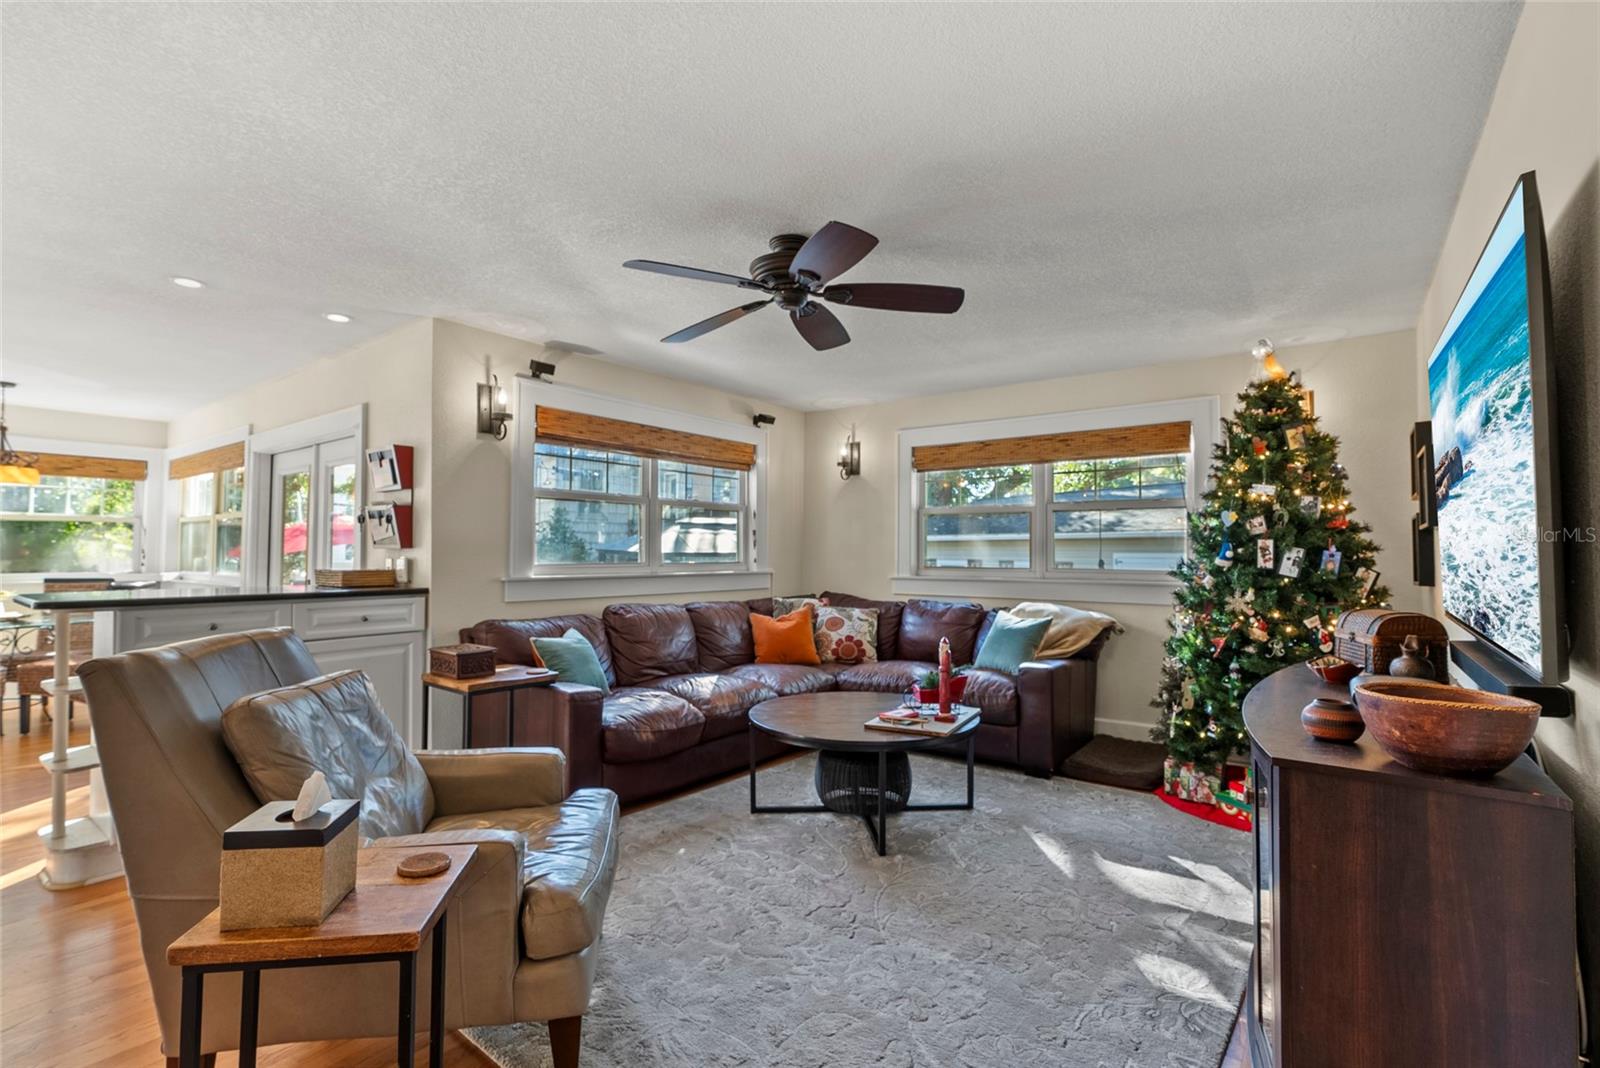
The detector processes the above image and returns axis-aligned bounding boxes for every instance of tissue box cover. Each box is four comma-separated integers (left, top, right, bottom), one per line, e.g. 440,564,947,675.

220,799,358,931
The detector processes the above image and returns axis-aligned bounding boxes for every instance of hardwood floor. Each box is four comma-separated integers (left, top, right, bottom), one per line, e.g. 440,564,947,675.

0,704,1252,1068
0,707,492,1067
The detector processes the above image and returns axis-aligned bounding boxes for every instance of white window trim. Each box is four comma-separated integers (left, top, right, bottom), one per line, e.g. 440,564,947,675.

2,435,165,583
505,379,773,602
241,405,366,587
892,396,1220,606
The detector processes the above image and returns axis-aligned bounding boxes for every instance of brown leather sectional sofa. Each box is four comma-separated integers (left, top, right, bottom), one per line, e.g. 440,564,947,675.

461,592,1108,805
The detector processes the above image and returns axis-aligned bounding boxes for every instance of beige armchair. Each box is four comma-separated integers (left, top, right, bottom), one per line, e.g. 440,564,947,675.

77,628,618,1068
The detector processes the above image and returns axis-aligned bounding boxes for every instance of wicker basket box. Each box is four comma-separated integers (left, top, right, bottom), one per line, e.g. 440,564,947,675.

313,569,397,589
429,643,497,679
1333,609,1450,681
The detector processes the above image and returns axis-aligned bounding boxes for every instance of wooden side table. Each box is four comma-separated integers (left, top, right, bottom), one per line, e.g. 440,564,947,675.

421,664,557,748
167,844,477,1068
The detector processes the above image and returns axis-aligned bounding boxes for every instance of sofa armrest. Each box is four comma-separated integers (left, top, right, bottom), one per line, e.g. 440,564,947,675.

1015,657,1099,777
416,747,567,814
370,827,526,1025
517,682,605,791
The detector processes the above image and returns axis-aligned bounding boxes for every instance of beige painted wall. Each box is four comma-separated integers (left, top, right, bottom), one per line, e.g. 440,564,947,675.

7,403,168,449
427,319,808,643
800,330,1420,737
165,318,436,585
1411,0,1600,1030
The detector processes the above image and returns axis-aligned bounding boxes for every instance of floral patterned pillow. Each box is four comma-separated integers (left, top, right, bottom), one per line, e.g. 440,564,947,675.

813,606,879,664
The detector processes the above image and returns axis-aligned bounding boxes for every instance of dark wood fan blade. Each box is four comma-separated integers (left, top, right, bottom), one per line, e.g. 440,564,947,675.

820,283,965,313
661,301,770,343
624,259,762,289
791,303,850,350
789,222,878,285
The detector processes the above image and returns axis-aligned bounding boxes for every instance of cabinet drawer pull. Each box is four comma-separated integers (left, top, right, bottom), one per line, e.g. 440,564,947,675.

361,615,370,623
208,623,219,632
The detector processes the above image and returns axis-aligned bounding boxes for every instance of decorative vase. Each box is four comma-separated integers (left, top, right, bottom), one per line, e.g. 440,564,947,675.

1388,634,1435,679
1300,697,1364,744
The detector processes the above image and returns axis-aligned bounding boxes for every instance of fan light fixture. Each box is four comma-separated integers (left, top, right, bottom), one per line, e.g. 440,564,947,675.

838,427,861,480
325,312,352,323
171,276,206,289
0,382,42,486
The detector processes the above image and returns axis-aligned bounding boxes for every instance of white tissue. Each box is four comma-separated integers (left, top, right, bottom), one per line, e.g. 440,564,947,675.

292,770,333,822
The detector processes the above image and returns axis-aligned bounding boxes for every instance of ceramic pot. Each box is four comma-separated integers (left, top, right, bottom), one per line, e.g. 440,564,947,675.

1300,697,1364,744
1388,634,1435,678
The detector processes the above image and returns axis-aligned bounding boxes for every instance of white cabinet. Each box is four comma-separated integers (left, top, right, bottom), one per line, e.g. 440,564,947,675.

97,592,429,746
304,631,425,746
113,602,294,651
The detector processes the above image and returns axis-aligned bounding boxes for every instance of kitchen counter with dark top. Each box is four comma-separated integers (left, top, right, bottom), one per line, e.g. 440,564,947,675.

14,584,428,611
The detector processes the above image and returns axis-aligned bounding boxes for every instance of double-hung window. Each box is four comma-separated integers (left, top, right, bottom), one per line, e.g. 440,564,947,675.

0,474,142,575
912,416,1199,577
178,466,245,575
527,402,755,574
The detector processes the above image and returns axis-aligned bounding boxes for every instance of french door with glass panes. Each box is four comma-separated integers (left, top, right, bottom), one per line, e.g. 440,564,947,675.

268,438,360,586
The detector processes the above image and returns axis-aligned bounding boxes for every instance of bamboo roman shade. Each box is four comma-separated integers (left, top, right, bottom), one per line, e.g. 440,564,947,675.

169,441,246,481
535,406,757,469
32,452,149,481
911,420,1192,472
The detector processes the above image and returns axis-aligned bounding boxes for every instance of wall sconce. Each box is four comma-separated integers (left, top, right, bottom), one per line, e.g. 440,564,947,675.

752,413,776,428
837,428,861,480
477,374,512,440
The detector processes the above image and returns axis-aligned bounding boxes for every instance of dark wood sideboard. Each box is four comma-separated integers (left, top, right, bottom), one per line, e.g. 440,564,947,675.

1243,665,1578,1068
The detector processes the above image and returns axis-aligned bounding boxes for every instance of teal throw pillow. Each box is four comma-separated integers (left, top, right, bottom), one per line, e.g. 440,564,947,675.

532,628,610,693
972,612,1052,674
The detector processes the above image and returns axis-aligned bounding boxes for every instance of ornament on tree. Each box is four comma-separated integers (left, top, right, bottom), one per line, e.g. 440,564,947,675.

1319,546,1343,575
1215,541,1236,569
1220,509,1239,527
1256,539,1275,570
1247,616,1270,641
1246,514,1268,535
1358,567,1381,599
1284,426,1307,450
1252,436,1267,456
1224,588,1255,615
1327,514,1350,530
1298,495,1322,518
1270,638,1287,657
1279,546,1306,578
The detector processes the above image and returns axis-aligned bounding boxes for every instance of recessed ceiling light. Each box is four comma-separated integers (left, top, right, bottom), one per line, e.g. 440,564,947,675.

171,276,206,289
324,313,352,323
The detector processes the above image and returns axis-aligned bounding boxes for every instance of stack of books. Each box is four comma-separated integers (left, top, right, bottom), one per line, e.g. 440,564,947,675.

865,703,981,736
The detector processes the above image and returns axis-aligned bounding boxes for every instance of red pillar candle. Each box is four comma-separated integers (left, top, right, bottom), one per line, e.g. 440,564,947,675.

936,637,955,721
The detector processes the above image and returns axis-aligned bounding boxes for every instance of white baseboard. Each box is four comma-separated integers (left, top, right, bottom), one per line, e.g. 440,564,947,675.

1091,716,1160,743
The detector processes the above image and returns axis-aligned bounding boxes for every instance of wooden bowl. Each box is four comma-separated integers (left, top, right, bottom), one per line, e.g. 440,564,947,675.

1354,679,1540,776
1306,656,1360,685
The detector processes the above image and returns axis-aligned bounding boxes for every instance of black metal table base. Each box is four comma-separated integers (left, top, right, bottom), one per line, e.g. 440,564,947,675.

749,734,976,856
177,913,447,1068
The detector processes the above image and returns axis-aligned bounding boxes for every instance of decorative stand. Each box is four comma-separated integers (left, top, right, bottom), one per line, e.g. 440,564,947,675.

37,606,121,889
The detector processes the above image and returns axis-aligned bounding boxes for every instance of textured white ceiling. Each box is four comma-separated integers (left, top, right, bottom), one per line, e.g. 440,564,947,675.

2,2,1520,418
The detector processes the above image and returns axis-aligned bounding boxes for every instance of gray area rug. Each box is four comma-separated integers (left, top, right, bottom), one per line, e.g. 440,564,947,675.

465,753,1252,1068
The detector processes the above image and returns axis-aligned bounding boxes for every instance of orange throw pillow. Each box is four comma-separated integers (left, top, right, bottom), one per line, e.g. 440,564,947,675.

751,606,821,666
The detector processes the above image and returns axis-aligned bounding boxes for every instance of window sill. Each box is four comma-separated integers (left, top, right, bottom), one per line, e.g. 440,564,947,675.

502,569,774,602
890,571,1178,607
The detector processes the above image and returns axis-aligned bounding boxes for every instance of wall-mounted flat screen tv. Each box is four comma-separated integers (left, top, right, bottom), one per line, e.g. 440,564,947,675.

1426,171,1564,682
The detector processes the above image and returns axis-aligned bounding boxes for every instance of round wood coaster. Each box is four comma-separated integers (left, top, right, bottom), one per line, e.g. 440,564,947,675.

396,852,452,879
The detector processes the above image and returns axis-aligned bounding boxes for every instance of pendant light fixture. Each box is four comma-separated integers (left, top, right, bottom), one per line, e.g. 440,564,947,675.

0,381,41,486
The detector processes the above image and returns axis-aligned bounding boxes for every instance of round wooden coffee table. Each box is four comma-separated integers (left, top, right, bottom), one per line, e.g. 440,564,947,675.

748,691,978,856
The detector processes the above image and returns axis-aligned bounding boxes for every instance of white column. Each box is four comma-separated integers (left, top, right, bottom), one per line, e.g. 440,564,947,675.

49,608,70,839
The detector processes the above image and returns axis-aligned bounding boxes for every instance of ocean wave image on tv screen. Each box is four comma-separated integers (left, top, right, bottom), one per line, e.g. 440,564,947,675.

1428,184,1539,670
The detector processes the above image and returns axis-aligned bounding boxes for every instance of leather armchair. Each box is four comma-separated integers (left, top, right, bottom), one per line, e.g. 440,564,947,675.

77,628,617,1068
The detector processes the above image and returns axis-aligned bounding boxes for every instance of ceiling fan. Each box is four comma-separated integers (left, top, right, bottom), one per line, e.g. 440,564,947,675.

624,222,964,351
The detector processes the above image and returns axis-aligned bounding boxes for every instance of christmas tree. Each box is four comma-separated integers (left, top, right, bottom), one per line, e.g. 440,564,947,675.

1153,344,1390,792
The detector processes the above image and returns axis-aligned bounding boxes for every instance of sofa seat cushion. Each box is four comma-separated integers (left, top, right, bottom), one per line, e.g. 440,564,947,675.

834,659,935,694
426,787,618,961
960,668,1021,726
650,672,776,740
601,687,704,763
726,662,840,697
